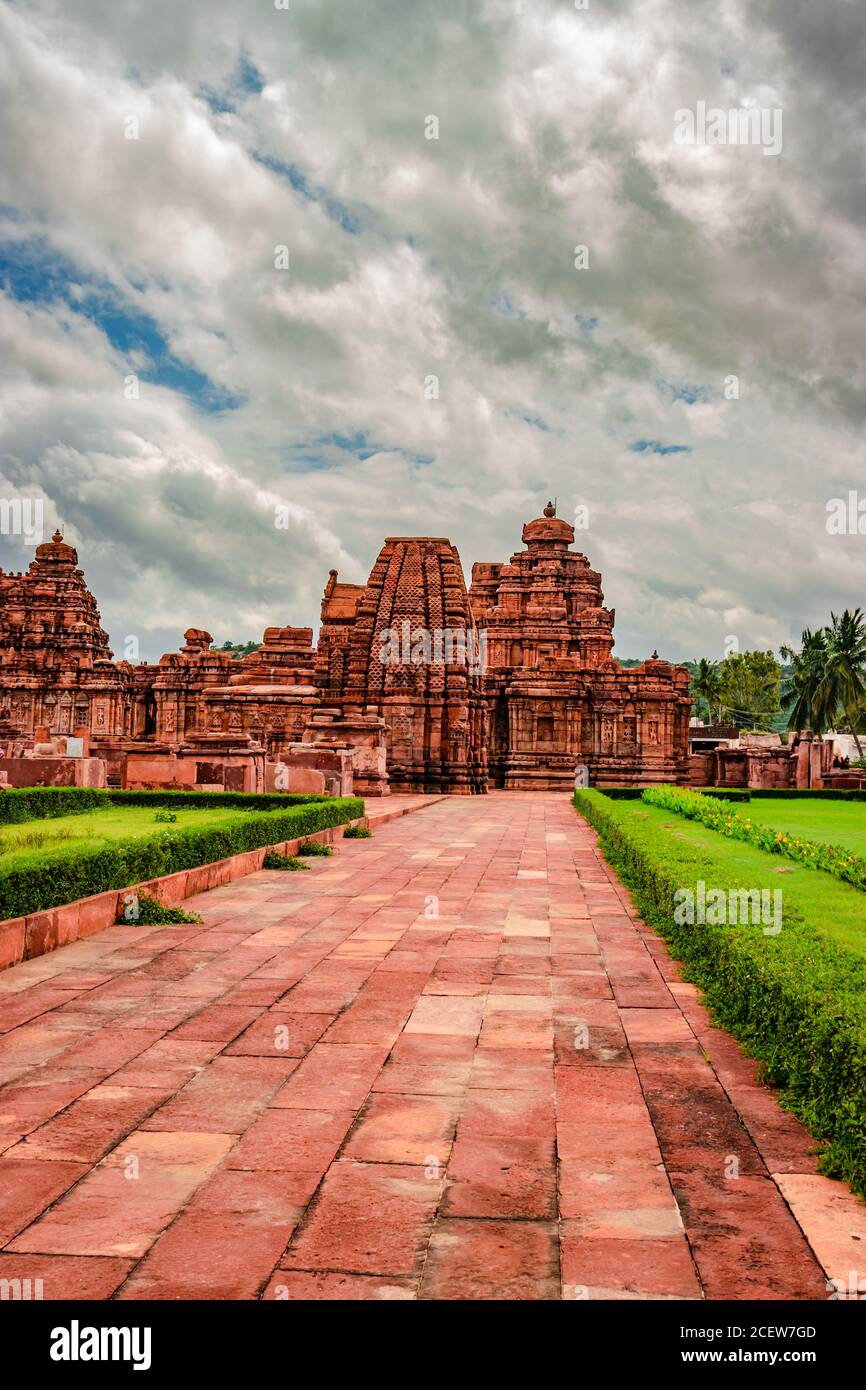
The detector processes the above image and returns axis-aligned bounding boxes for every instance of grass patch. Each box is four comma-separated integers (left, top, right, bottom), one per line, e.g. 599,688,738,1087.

738,797,866,855
0,807,245,871
262,851,310,871
297,839,334,856
118,892,202,925
343,825,372,839
0,797,363,920
573,788,866,1198
643,786,866,893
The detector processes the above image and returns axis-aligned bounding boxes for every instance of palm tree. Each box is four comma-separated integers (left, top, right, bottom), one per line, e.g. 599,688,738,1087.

820,608,866,757
690,657,722,724
780,629,831,733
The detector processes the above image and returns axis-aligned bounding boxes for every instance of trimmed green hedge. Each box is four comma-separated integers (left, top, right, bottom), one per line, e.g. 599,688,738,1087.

573,788,866,1197
0,787,106,824
0,786,329,825
643,785,866,893
0,797,363,920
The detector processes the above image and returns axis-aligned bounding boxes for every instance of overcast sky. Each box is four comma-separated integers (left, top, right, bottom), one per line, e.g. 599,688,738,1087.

1,0,864,664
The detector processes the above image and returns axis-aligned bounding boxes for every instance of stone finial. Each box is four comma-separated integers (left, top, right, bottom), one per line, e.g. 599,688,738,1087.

543,500,556,518
52,529,63,543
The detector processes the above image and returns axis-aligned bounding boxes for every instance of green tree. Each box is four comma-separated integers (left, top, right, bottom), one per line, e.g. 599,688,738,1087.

821,608,866,756
717,651,781,730
689,657,722,723
780,629,831,733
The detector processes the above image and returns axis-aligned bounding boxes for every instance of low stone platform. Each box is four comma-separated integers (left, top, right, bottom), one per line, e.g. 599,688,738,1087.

0,793,861,1300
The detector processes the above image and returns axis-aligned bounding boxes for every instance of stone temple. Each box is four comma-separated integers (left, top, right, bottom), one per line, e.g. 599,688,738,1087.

0,508,692,794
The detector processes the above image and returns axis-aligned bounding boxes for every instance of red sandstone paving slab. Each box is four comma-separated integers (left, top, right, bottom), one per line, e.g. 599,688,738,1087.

0,1074,102,1137
44,1026,166,1074
641,1083,768,1177
559,1155,678,1222
141,1056,296,1134
561,1204,683,1242
343,1094,460,1166
371,1058,473,1096
167,1003,263,1043
457,1088,556,1140
8,1083,173,1164
557,1120,664,1165
321,1008,413,1048
478,1013,554,1050
419,1218,559,1301
403,995,485,1038
774,1173,866,1289
0,1026,130,1090
269,1042,390,1111
0,985,90,1032
224,1009,336,1058
0,1157,88,1246
389,1032,477,1064
7,1130,234,1258
116,1172,305,1301
668,1169,828,1299
443,1135,556,1219
620,1008,696,1046
468,1048,554,1093
561,1233,700,1300
227,1106,354,1171
218,979,295,1007
272,985,359,1014
0,1253,133,1300
554,1021,629,1067
262,1270,417,1299
282,1160,442,1277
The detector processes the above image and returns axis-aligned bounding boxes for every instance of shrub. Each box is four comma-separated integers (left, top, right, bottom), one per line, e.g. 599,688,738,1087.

0,796,363,920
600,786,750,802
107,790,329,812
262,851,309,871
154,810,177,823
118,891,202,925
642,785,866,892
297,839,333,856
574,788,866,1197
343,825,372,838
0,787,107,825
0,786,332,827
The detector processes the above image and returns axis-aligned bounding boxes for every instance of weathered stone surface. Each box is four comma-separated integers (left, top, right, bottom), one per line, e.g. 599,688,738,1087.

0,509,692,794
470,503,691,788
316,537,488,794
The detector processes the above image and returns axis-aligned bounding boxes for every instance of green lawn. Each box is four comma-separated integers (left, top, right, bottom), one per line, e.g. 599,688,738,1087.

0,806,248,872
611,799,866,958
744,797,866,854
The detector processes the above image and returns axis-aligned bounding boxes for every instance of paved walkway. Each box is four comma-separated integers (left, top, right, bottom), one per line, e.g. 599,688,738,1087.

0,793,860,1299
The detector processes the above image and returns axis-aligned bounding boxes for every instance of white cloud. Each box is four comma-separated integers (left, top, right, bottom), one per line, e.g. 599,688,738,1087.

1,0,864,662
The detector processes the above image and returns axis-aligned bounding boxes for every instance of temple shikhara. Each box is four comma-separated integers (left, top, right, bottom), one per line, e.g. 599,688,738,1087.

0,506,693,795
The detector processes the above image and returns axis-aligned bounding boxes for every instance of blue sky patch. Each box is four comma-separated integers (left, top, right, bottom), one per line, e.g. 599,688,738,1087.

200,52,265,115
0,235,243,413
294,433,434,469
629,439,692,457
490,292,526,319
254,154,361,235
658,379,710,405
